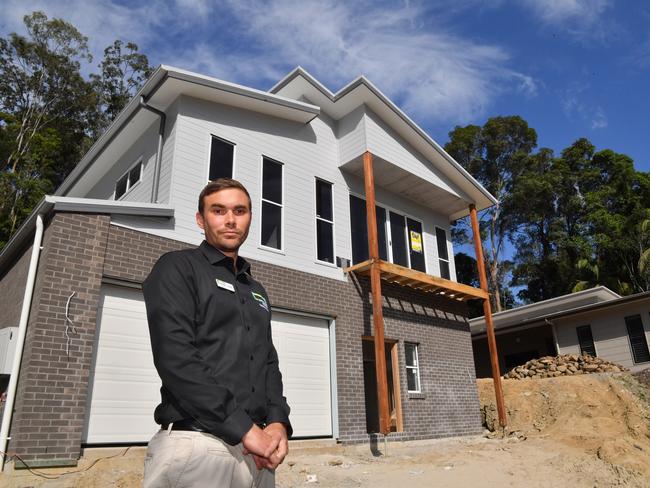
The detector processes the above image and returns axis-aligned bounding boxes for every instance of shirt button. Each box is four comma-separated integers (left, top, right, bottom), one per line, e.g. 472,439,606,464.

251,386,256,392
246,326,250,331
250,355,254,361
240,298,245,304
245,408,250,414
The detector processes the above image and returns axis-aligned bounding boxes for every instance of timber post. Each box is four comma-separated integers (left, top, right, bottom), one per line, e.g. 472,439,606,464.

363,151,391,435
469,204,507,427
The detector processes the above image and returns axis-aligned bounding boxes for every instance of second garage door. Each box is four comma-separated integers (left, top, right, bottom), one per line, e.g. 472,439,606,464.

84,286,333,442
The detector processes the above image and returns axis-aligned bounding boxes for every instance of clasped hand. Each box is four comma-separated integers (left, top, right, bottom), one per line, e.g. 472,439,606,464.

241,423,288,470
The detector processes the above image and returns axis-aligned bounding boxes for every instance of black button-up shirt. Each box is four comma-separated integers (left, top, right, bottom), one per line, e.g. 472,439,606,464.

143,241,292,445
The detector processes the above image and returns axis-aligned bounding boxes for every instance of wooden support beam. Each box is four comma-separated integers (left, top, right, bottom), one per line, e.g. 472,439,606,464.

469,204,507,427
363,151,391,435
376,260,488,300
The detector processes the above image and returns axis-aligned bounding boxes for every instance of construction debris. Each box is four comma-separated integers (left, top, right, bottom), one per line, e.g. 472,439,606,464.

503,354,628,380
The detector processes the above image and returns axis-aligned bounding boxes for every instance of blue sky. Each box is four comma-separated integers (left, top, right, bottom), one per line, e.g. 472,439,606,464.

2,0,649,173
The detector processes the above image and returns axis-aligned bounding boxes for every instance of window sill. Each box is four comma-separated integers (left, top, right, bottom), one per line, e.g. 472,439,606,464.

407,392,425,400
258,245,285,256
314,260,338,269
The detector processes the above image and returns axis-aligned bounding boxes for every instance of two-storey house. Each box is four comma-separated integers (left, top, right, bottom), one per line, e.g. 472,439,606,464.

0,66,497,468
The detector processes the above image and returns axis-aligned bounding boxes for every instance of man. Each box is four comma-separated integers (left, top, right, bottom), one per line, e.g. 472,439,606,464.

142,178,291,488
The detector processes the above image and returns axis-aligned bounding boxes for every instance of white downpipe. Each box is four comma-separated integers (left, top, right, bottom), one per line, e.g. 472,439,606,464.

0,214,45,470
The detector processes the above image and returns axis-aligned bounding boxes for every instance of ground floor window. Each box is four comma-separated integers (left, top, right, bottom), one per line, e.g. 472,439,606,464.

576,325,597,357
405,342,421,392
625,315,650,363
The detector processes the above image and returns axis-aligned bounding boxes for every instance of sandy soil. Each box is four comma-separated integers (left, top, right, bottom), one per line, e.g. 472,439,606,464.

2,372,649,488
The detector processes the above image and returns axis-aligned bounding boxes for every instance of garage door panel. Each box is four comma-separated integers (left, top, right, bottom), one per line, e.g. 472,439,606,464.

85,286,333,443
271,312,332,437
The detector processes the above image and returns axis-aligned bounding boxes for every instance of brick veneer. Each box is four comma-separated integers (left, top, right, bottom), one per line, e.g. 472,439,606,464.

6,213,481,464
8,213,110,464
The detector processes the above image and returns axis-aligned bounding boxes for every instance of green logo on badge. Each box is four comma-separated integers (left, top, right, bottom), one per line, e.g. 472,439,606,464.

251,292,269,311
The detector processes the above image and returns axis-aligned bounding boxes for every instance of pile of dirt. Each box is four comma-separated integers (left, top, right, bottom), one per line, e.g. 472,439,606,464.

478,373,650,482
503,354,628,379
633,367,650,389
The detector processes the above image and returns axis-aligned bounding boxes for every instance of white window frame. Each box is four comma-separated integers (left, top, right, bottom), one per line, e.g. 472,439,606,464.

114,158,143,200
435,226,451,280
349,192,426,272
405,342,421,393
259,156,284,253
315,178,336,265
205,133,236,181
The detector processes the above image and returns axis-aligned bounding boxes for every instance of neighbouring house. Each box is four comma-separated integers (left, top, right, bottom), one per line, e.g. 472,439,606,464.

0,66,497,468
471,286,650,378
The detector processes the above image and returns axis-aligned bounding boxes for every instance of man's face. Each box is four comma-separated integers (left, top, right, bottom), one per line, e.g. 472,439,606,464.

196,188,251,255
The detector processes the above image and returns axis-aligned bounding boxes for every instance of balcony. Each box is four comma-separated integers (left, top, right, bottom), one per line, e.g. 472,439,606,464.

344,258,487,302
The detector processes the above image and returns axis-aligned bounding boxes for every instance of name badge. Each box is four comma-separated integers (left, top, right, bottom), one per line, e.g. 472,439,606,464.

215,279,235,293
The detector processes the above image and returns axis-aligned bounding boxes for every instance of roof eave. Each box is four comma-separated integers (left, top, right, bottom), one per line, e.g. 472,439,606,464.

0,197,174,273
271,68,498,210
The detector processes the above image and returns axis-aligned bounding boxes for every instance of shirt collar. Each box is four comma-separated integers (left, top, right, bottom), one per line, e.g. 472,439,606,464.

199,241,251,276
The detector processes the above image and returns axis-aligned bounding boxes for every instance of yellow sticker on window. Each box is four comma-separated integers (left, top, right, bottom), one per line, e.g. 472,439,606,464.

410,231,422,253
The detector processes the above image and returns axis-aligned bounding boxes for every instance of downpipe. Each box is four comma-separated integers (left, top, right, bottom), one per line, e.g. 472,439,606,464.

0,214,45,470
139,97,166,204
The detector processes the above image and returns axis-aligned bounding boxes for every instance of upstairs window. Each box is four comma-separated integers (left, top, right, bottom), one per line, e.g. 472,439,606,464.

316,179,334,263
576,325,597,357
625,315,650,363
436,227,450,280
349,195,387,264
209,136,234,180
114,160,143,200
260,157,283,250
405,343,421,393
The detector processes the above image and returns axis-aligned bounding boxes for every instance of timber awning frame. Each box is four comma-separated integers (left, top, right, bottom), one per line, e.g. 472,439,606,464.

344,259,488,302
356,150,506,435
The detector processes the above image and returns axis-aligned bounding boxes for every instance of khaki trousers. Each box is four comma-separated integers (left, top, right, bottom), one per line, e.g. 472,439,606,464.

143,429,275,488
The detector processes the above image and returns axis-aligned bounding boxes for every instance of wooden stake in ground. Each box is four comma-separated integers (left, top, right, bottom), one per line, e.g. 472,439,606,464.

363,151,391,435
469,204,507,427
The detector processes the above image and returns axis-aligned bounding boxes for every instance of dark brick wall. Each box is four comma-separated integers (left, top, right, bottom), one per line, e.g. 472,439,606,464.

7,215,481,463
0,241,33,329
103,223,482,442
8,213,110,463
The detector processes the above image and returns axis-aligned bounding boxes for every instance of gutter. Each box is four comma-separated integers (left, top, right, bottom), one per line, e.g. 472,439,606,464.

0,215,45,470
139,96,166,203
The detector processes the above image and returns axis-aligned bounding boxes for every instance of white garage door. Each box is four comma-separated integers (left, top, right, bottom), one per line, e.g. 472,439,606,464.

271,312,332,437
84,286,333,443
83,286,160,443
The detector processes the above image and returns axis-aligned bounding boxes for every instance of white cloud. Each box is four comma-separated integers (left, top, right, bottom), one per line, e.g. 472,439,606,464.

176,0,536,125
520,0,613,41
562,84,607,130
1,0,536,126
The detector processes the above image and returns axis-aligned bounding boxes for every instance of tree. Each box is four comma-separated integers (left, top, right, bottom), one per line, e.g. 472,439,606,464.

446,116,537,311
90,40,152,134
0,12,153,249
510,148,565,302
0,11,96,244
581,149,650,293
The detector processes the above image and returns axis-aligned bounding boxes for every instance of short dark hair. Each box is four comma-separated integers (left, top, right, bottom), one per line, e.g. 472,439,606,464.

198,178,252,214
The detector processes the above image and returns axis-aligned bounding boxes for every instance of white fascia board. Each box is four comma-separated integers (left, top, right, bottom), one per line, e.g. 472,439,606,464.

0,196,173,272
164,66,320,118
271,68,497,213
45,196,174,217
469,286,622,333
